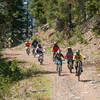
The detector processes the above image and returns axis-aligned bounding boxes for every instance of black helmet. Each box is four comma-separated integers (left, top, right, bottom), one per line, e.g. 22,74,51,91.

67,47,72,52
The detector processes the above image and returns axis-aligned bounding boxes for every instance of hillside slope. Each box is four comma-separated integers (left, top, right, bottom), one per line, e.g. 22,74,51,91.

33,16,100,63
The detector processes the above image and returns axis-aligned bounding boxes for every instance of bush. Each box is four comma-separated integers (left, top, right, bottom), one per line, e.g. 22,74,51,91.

0,58,22,99
92,21,100,37
67,38,77,46
77,33,87,44
10,60,22,81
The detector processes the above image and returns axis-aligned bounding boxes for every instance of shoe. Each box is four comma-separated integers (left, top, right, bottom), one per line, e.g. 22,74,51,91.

81,69,83,72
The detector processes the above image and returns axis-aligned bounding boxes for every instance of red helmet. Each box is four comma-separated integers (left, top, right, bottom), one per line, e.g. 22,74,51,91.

38,43,41,47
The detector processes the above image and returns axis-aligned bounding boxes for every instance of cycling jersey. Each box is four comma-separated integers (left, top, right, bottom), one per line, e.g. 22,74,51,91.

25,42,31,47
55,53,64,60
52,45,60,52
31,40,38,48
74,53,82,62
37,47,43,54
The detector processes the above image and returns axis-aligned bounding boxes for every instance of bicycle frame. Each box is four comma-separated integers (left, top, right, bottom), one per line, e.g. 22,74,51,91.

68,59,73,73
57,60,62,76
76,60,82,81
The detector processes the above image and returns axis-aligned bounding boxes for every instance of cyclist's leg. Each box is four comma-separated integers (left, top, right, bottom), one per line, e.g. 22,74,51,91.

53,52,56,62
75,62,78,73
56,60,58,71
60,59,62,71
67,59,69,65
80,61,83,72
71,59,74,69
38,53,41,61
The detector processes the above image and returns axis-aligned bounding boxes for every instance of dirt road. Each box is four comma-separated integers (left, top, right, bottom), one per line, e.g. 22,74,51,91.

3,48,100,100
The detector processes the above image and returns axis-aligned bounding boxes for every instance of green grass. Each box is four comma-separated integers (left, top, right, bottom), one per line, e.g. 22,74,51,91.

0,54,50,100
45,47,52,56
10,61,50,100
76,33,87,44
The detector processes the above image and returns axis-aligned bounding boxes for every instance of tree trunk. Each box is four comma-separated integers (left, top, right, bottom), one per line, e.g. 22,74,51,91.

69,4,73,28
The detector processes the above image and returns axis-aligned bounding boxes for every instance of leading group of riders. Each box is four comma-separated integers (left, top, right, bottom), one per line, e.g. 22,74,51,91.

25,38,86,76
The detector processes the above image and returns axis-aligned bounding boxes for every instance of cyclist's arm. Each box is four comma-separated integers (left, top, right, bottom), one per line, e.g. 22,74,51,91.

61,54,64,59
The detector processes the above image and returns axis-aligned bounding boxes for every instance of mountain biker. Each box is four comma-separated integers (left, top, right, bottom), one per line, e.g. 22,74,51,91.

8,37,13,47
31,38,38,55
31,38,38,48
55,50,64,70
52,42,60,62
25,40,31,48
37,43,44,61
74,49,84,75
37,43,43,55
65,47,74,68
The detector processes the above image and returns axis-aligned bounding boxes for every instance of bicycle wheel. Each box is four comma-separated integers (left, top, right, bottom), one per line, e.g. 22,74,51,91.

26,48,30,55
68,62,72,73
77,62,81,81
58,65,61,76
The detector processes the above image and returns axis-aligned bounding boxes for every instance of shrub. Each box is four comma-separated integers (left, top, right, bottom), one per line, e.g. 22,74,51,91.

77,33,87,44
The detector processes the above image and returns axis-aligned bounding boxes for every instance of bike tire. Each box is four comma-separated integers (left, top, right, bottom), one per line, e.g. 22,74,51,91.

70,67,72,73
78,75,80,81
68,64,72,73
33,49,36,57
40,60,43,65
26,49,30,55
77,61,81,81
58,65,61,76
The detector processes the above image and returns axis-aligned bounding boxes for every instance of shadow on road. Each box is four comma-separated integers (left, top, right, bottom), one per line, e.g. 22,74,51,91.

80,80,93,83
34,70,57,75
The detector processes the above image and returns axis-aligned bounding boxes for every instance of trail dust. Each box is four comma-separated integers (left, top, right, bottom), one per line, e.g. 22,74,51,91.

3,48,100,100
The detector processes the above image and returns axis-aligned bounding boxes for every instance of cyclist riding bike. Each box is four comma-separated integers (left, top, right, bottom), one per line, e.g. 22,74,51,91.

25,40,31,55
8,38,13,48
37,43,44,61
74,49,84,74
25,40,31,48
52,42,60,62
65,47,74,68
37,44,43,54
55,50,64,71
31,38,38,56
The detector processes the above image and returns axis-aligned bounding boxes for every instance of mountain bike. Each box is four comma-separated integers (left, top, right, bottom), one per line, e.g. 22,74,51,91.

68,59,73,73
56,60,62,76
76,60,82,81
32,47,37,57
38,53,43,65
26,47,30,55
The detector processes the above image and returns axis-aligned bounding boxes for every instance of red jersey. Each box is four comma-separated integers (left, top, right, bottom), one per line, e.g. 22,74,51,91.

25,42,31,47
52,46,60,52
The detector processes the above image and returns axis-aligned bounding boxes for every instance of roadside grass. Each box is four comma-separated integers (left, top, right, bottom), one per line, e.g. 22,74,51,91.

15,43,25,50
45,47,52,56
0,54,50,100
10,60,50,100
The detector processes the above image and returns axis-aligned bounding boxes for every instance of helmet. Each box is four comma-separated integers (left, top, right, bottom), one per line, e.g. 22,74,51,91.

67,47,72,52
76,49,80,55
54,42,57,45
38,43,41,47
